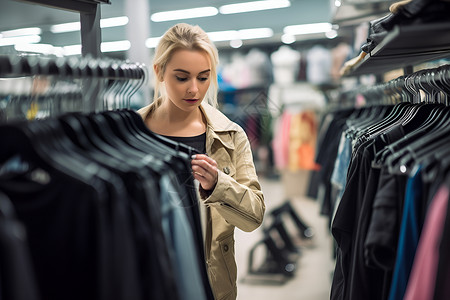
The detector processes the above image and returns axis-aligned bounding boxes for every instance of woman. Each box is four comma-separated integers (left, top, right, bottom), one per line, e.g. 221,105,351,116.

137,23,265,300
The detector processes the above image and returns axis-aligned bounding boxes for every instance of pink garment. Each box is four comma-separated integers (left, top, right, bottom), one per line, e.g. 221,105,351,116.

404,185,449,300
272,111,291,169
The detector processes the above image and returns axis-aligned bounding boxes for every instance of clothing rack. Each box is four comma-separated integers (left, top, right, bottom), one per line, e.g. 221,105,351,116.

0,55,214,300
322,62,450,300
332,64,450,109
0,54,148,122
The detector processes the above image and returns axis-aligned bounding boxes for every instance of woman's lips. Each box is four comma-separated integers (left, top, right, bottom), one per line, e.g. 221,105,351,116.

184,98,199,102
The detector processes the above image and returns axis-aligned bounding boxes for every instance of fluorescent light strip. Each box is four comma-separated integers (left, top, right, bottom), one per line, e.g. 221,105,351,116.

283,23,332,35
238,28,273,40
1,27,42,38
101,16,129,28
230,40,243,48
219,0,290,14
15,43,64,56
50,16,129,33
0,35,41,47
63,44,82,56
207,30,239,42
101,40,131,52
151,7,218,22
145,37,161,48
62,40,131,55
50,22,80,33
281,34,295,44
208,28,273,42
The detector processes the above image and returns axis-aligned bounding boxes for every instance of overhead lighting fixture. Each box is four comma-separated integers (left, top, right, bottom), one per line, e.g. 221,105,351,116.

15,43,64,56
325,30,338,39
207,30,239,42
1,27,42,38
230,39,243,48
51,16,129,33
145,37,161,48
284,22,333,35
219,0,290,14
281,34,295,44
0,35,41,47
151,7,218,22
62,40,131,55
101,40,131,53
63,44,82,56
335,0,342,7
238,28,273,40
207,28,273,42
100,16,129,28
50,22,81,33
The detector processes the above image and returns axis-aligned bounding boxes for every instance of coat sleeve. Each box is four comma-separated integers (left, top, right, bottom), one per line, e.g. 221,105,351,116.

200,129,265,232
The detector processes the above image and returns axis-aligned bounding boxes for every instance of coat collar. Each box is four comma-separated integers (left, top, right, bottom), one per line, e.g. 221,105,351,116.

136,101,239,150
137,101,239,133
199,102,239,133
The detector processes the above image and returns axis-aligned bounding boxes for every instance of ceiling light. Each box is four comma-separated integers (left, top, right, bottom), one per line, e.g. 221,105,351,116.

325,30,338,39
1,27,41,38
15,43,64,56
208,30,239,42
238,28,273,40
151,7,218,22
145,37,161,48
51,16,129,33
101,40,131,52
281,34,295,44
207,28,273,42
284,23,332,35
100,16,129,28
63,44,82,56
219,0,290,14
51,22,81,33
335,0,342,7
230,40,243,48
0,35,41,47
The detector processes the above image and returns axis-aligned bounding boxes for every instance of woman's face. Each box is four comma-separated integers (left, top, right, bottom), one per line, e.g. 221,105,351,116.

160,49,211,112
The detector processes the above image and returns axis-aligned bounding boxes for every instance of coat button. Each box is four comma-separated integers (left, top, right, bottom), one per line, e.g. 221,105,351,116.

223,244,229,252
223,167,230,175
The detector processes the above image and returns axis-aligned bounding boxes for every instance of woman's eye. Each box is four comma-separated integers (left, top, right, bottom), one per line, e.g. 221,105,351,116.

176,76,188,82
198,77,209,82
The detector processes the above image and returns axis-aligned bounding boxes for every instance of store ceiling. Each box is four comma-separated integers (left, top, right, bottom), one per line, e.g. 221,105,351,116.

0,0,392,55
1,0,333,49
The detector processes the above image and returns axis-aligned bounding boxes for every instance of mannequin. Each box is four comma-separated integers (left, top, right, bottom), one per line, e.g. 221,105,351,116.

245,48,272,87
270,45,301,85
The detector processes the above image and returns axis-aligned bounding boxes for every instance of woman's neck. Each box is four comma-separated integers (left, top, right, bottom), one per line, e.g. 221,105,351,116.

148,100,206,137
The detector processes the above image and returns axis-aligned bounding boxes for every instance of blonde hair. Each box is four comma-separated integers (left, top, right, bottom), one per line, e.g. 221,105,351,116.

152,23,219,108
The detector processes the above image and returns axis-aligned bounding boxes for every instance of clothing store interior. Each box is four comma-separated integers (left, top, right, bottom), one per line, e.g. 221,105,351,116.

1,0,450,299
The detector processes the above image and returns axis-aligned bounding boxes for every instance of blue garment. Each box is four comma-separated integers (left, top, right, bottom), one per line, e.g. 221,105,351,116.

331,132,352,217
159,174,207,300
388,167,423,300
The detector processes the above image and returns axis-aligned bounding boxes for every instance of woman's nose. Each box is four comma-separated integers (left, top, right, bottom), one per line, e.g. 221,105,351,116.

188,80,199,94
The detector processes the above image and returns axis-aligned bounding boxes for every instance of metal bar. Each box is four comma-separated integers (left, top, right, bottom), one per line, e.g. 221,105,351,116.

80,6,101,58
15,0,98,13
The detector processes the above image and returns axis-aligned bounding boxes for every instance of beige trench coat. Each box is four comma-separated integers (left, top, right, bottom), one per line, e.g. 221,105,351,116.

138,102,265,300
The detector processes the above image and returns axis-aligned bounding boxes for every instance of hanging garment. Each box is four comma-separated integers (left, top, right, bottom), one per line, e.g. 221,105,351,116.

0,110,214,300
403,184,449,300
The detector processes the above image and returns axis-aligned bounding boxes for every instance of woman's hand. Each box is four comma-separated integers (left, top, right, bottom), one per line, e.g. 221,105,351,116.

191,154,218,191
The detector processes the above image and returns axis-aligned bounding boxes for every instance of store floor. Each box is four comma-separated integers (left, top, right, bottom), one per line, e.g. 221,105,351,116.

234,175,335,300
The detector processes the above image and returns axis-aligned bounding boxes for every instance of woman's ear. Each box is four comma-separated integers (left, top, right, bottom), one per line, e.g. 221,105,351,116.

153,65,163,82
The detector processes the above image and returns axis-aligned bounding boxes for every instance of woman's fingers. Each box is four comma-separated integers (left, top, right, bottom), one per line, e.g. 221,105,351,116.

191,154,218,191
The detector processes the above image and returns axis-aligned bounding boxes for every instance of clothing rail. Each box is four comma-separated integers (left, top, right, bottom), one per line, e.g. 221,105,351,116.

335,64,450,107
0,55,149,122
